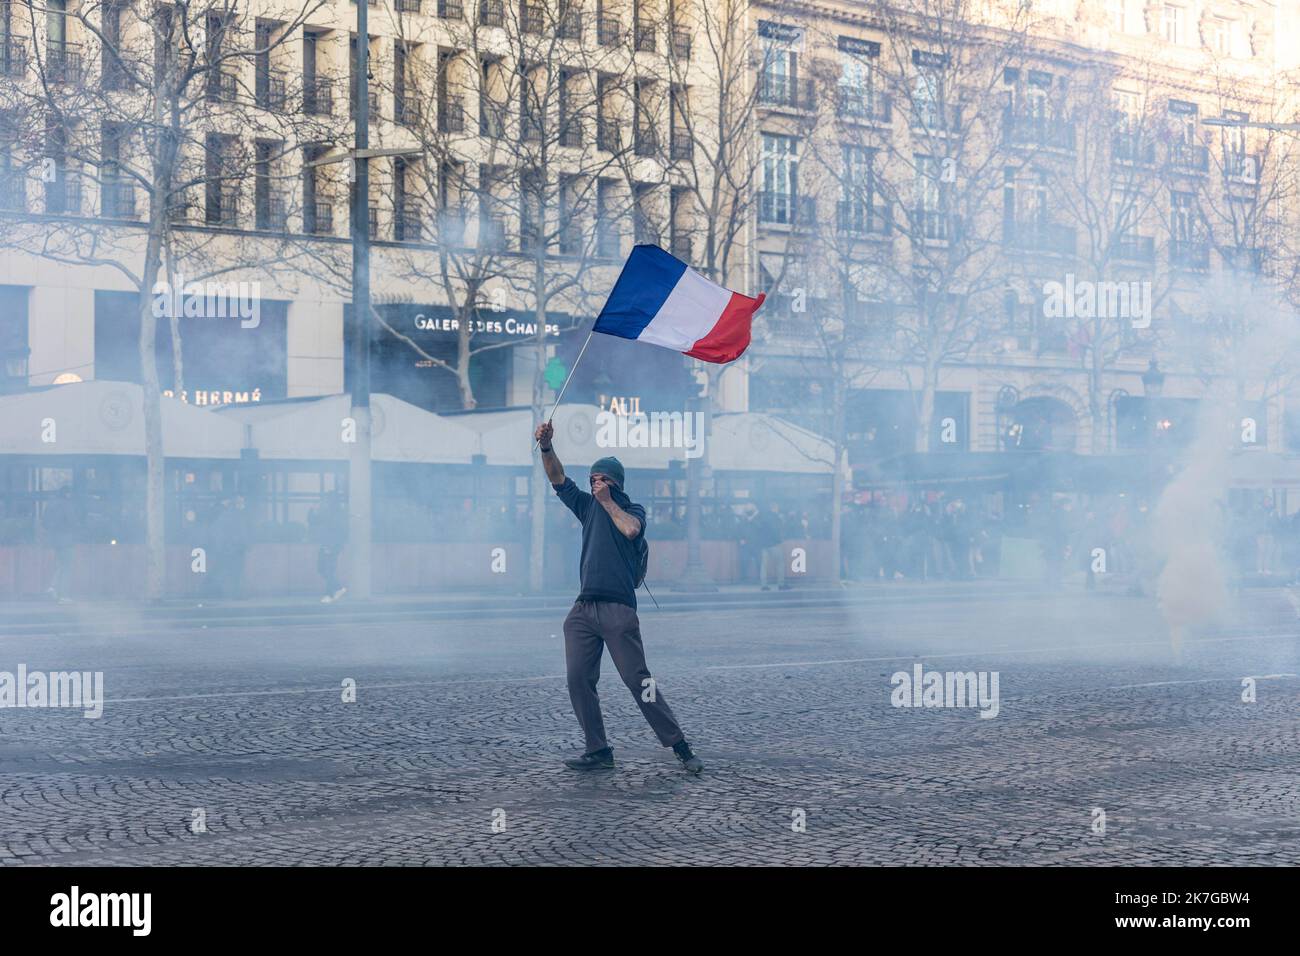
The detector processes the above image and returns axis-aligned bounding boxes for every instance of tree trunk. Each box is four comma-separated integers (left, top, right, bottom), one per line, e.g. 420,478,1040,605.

139,231,166,602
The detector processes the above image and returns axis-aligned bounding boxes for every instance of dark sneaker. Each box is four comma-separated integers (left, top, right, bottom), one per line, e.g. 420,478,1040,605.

564,747,615,771
672,740,704,774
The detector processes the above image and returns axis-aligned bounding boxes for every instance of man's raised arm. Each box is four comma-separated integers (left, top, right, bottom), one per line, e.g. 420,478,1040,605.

535,420,565,485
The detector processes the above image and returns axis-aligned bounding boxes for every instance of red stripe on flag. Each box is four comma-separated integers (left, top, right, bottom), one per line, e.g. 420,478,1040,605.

685,292,765,364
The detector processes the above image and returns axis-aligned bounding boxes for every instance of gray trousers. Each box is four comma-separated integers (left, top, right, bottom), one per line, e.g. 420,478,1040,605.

563,600,685,755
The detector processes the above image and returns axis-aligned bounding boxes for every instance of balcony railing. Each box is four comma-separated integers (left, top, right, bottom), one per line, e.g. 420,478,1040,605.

558,222,581,255
914,208,958,241
522,3,544,34
1002,108,1075,151
911,103,962,134
438,209,468,245
670,127,692,160
101,180,137,219
0,174,24,211
395,97,422,128
597,118,620,152
256,71,287,112
1224,245,1263,274
307,198,334,235
837,200,890,237
368,203,379,240
671,28,691,60
0,37,27,78
1003,219,1076,256
303,76,334,116
559,10,582,39
758,191,814,226
396,202,423,242
207,69,239,103
1225,152,1259,184
1114,233,1155,263
1170,237,1209,268
522,111,543,141
438,0,464,18
44,174,82,215
597,16,620,46
596,219,619,257
256,192,289,231
479,214,510,251
395,0,422,12
479,0,504,27
439,96,465,132
205,185,239,227
635,123,658,157
757,74,815,111
635,20,656,53
480,102,506,138
837,89,891,125
1113,132,1155,165
46,44,83,85
1168,142,1209,173
560,122,582,147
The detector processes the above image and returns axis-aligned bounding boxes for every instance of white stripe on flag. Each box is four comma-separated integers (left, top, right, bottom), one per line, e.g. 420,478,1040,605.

638,267,733,353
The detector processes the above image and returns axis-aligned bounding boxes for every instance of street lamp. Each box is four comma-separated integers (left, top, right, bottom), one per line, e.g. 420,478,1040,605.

1140,358,1165,397
302,2,420,600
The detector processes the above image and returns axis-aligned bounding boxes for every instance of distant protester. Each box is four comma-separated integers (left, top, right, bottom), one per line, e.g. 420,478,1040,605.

309,492,349,604
42,485,80,605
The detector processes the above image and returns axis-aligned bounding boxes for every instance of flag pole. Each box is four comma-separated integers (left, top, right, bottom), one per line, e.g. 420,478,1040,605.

534,329,595,450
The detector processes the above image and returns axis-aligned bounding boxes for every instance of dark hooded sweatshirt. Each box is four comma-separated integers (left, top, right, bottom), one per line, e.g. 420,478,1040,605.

553,477,646,609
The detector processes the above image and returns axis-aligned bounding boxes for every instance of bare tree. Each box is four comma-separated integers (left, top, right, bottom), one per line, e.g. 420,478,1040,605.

0,0,329,599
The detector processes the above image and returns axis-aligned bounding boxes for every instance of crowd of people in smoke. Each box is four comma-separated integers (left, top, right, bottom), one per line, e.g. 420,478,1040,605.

10,477,1300,599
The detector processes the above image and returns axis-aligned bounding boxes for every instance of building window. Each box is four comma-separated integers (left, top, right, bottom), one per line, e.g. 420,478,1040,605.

1171,190,1196,240
1161,5,1185,45
1107,0,1125,32
760,132,798,224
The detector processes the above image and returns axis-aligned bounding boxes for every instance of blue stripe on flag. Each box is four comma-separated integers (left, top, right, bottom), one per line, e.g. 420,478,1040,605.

592,245,687,341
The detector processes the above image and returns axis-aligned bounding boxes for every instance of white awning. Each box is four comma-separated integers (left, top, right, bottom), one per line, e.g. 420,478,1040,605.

0,380,245,458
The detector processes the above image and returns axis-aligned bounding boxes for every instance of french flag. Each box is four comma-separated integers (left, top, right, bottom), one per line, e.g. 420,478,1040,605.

592,245,765,364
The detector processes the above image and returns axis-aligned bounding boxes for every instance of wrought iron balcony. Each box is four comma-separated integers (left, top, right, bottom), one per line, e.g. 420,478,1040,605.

597,16,620,47
671,29,691,60
205,184,239,227
1113,132,1155,165
395,0,422,12
479,0,504,27
396,203,423,242
256,71,287,112
559,9,582,40
47,44,83,85
256,192,289,231
913,208,959,242
635,123,658,157
758,191,815,227
303,76,334,116
1225,151,1258,184
757,74,815,111
521,3,544,35
670,127,692,160
1003,219,1076,255
101,180,138,219
1114,233,1154,263
1169,238,1209,268
307,198,334,235
44,173,82,215
439,95,465,132
0,37,26,78
438,0,464,18
836,200,890,237
911,102,962,134
395,97,422,128
597,118,620,152
837,89,891,125
1168,142,1209,173
1002,108,1075,151
635,21,656,53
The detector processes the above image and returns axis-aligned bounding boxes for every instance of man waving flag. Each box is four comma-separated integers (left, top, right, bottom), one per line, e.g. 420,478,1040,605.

591,243,765,364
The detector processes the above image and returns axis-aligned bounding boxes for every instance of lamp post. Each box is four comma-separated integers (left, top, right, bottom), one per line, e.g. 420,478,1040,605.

303,4,420,600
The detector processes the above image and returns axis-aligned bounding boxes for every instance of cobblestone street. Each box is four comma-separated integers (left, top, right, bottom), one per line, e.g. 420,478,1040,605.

2,589,1298,866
